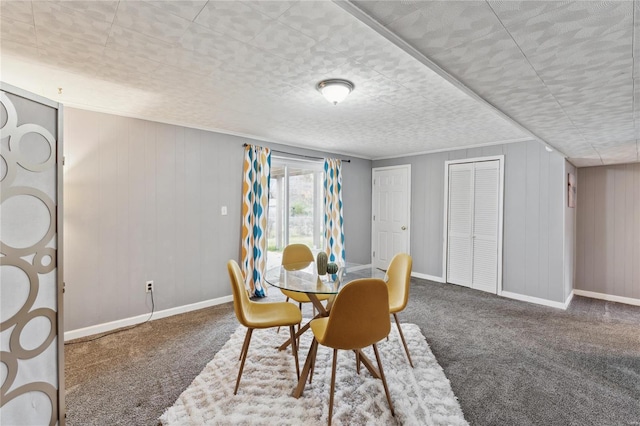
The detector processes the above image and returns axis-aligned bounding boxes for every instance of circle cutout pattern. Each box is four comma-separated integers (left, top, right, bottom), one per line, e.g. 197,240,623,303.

0,91,59,425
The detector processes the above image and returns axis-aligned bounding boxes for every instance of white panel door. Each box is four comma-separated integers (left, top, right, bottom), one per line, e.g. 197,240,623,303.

447,163,474,287
372,166,410,269
446,160,500,293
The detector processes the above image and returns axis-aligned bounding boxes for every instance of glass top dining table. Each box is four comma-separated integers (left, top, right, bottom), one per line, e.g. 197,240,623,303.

264,261,385,296
264,261,388,397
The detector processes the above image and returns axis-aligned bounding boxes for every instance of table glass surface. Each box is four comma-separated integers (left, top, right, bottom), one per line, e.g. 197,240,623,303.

264,262,386,295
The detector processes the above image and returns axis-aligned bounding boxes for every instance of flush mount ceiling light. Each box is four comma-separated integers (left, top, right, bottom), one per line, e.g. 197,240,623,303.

316,79,354,105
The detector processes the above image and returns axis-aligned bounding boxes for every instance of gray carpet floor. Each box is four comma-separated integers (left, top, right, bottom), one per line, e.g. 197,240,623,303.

64,279,640,425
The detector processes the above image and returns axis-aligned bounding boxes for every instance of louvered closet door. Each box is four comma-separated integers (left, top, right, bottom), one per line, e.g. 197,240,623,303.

447,163,474,287
447,160,499,293
471,161,499,293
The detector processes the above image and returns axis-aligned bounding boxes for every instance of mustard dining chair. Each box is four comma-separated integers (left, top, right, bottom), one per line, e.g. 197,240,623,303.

309,278,394,425
281,244,331,314
386,253,414,367
227,259,302,395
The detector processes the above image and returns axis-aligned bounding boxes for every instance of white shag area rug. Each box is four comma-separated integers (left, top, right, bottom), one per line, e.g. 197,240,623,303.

160,323,467,426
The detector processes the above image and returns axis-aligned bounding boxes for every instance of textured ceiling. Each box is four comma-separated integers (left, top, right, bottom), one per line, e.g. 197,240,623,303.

1,1,638,166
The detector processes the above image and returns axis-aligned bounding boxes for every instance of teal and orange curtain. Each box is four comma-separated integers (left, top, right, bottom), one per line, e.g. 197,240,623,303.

241,145,271,297
323,159,346,264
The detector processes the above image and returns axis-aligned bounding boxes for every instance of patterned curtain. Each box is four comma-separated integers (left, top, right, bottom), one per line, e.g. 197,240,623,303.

323,158,346,264
241,145,271,297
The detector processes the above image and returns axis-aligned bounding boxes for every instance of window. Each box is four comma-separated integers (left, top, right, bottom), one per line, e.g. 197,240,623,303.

267,157,324,268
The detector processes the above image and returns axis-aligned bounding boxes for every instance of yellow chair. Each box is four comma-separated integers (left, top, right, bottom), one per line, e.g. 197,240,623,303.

280,244,331,314
308,278,394,425
227,259,302,395
386,253,414,367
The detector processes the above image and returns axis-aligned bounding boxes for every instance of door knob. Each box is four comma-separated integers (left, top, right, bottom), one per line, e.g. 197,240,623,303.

401,226,407,230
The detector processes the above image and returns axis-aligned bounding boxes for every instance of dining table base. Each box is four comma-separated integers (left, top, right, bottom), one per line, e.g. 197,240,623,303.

277,292,329,351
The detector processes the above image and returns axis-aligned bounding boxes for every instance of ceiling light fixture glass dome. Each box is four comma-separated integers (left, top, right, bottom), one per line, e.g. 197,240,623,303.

316,79,354,105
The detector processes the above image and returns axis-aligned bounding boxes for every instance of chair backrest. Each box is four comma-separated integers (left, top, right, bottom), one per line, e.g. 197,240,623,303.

282,244,314,270
387,253,412,311
227,259,251,326
321,278,390,350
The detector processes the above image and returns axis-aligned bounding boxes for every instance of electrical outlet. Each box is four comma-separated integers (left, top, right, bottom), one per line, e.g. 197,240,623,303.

146,280,153,293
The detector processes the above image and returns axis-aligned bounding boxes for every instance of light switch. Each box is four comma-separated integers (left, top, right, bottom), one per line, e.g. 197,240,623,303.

221,206,227,216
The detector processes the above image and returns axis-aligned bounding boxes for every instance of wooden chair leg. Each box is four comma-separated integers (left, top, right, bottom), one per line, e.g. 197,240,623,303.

289,325,300,379
372,343,394,416
234,328,253,395
393,313,414,368
238,327,251,361
297,303,303,333
328,349,338,426
355,351,361,374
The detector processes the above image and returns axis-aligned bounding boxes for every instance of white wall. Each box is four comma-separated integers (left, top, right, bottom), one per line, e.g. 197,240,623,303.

575,163,640,301
63,108,372,332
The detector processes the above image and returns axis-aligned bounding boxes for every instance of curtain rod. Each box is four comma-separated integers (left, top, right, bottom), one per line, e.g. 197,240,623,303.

242,143,351,163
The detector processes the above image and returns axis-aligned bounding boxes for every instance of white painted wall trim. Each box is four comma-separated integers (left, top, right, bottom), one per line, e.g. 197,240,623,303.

1,82,61,108
60,102,371,161
501,291,573,310
564,290,574,308
349,264,443,284
412,271,446,283
64,295,233,341
573,290,640,307
372,138,533,161
347,263,374,272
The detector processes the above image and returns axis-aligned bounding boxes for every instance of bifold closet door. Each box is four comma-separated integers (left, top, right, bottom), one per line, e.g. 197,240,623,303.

447,160,499,293
446,163,474,287
471,161,499,293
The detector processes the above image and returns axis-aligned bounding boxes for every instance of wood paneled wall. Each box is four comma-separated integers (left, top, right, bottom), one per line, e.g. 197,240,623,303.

64,109,244,331
576,163,640,300
374,141,570,304
64,108,373,331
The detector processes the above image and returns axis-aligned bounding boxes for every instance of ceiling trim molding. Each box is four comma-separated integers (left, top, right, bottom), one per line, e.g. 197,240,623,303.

333,0,568,160
371,137,536,161
1,82,61,109
59,101,373,161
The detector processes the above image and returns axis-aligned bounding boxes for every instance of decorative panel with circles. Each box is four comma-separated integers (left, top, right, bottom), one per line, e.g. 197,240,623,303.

1,90,60,425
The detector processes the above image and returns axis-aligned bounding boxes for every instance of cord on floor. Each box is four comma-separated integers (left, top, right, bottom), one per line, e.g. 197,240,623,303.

64,288,155,345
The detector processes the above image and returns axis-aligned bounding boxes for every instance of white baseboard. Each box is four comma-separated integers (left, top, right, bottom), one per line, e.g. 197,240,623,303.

354,263,445,283
500,291,572,310
346,263,373,272
64,295,233,341
564,290,574,308
573,289,640,307
411,272,445,283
